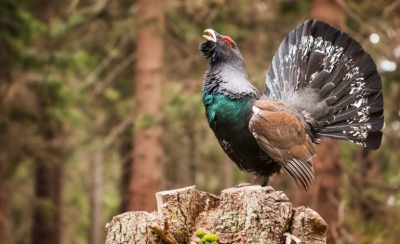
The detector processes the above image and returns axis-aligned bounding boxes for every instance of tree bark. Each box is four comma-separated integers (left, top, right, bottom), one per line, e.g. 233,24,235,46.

32,128,64,244
106,186,328,244
128,0,165,212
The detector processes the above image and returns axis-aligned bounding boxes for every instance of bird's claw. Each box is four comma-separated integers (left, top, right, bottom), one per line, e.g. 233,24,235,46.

234,183,253,188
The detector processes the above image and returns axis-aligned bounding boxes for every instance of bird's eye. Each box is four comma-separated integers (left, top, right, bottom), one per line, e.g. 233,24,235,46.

221,36,233,48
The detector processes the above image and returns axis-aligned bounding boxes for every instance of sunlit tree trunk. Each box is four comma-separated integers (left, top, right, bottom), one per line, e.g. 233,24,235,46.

128,0,165,212
89,129,103,244
290,0,346,242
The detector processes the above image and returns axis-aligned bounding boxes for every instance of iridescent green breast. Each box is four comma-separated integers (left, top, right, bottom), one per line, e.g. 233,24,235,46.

202,92,253,130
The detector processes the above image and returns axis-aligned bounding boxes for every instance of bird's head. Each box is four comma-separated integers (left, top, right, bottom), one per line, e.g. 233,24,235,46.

200,29,244,66
199,29,258,98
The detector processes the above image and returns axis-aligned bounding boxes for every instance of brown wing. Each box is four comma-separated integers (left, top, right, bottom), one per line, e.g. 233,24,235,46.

249,97,316,191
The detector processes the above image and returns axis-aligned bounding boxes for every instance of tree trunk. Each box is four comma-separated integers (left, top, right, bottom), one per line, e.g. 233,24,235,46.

119,135,133,213
0,182,5,244
106,186,328,244
0,54,10,244
352,147,382,221
128,0,165,212
290,3,346,242
89,145,104,244
311,0,346,29
31,1,64,243
32,129,64,244
0,1,16,242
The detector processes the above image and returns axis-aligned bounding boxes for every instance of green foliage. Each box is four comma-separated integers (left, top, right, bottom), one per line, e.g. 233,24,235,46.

280,1,311,17
104,87,121,101
135,112,157,130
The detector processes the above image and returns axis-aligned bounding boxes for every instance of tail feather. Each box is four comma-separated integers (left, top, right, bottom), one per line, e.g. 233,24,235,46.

324,56,379,104
321,93,383,125
264,19,384,149
318,111,383,132
316,118,383,149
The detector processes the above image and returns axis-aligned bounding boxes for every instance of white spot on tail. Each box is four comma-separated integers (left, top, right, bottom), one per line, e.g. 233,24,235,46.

350,140,367,147
310,72,318,83
346,106,371,124
300,35,345,74
350,77,366,94
345,67,360,79
351,98,368,108
348,124,372,140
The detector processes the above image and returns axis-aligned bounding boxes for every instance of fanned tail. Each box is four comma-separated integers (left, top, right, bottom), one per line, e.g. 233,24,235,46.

264,19,384,150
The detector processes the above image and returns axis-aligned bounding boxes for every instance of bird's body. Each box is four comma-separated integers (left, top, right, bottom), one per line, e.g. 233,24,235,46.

203,93,281,176
199,20,384,190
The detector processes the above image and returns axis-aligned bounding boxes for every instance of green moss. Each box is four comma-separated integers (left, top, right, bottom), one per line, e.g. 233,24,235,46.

196,229,206,238
201,233,219,244
195,229,219,244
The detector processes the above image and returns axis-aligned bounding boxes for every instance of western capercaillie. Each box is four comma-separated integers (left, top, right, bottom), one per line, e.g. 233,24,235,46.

199,19,384,191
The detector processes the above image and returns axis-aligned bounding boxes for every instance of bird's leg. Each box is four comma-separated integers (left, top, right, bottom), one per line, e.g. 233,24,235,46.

283,233,302,244
253,174,270,187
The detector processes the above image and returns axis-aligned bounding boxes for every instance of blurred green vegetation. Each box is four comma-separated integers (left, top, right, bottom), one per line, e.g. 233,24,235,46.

1,0,399,243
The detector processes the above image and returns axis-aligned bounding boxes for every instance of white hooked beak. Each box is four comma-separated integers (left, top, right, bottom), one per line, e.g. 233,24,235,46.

202,29,217,42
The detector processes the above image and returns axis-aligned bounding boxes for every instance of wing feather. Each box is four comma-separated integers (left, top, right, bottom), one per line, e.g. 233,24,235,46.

249,97,316,191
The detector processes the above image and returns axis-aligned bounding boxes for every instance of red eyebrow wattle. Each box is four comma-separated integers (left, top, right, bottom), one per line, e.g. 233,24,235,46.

221,36,232,47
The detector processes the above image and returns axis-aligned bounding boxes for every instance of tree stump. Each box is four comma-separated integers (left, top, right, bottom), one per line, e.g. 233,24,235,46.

105,186,328,243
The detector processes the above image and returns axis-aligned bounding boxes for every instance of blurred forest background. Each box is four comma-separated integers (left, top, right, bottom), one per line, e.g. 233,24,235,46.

1,0,400,243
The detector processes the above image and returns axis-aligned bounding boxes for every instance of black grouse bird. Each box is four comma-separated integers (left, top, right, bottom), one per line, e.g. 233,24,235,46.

199,19,384,191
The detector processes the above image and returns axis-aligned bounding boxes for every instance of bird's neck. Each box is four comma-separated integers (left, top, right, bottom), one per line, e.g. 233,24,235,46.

203,62,259,99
